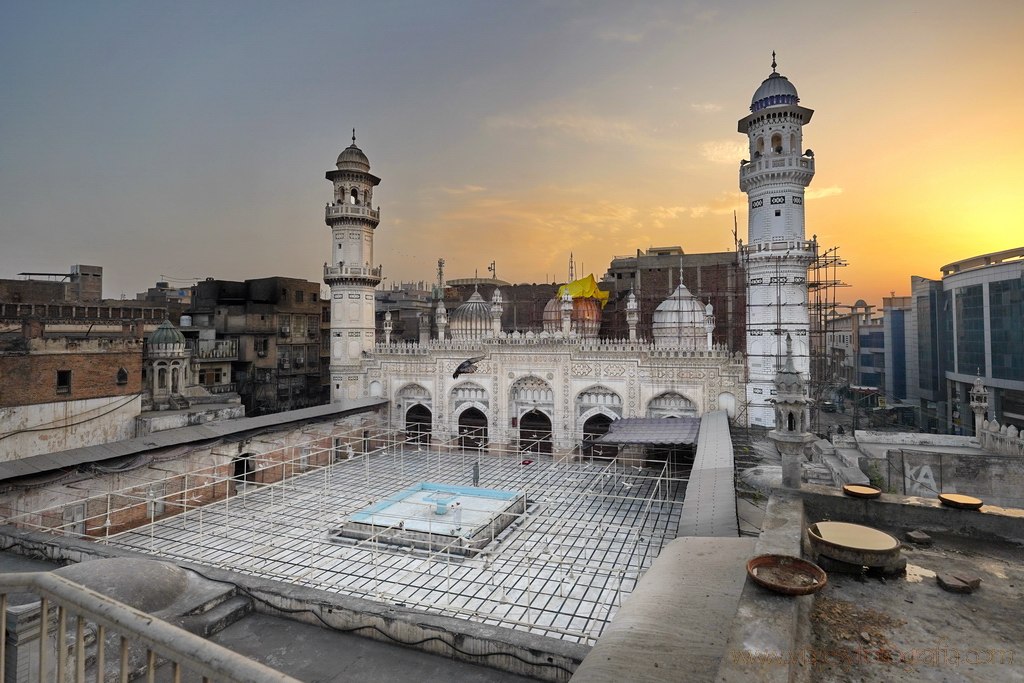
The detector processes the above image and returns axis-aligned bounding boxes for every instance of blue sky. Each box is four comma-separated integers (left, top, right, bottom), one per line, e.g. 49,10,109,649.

2,1,1021,303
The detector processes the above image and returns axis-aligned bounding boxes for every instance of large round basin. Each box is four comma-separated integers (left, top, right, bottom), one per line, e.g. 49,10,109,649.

807,521,901,567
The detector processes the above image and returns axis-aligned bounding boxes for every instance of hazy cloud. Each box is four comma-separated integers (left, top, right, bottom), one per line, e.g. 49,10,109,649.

699,139,746,164
487,112,645,146
441,185,487,195
596,29,645,43
806,186,843,200
690,102,723,113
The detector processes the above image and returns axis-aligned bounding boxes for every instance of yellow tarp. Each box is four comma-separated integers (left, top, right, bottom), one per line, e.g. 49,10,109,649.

557,274,610,308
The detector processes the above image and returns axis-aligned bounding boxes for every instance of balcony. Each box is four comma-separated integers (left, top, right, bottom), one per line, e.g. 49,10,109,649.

187,339,238,361
323,263,383,285
208,382,237,394
0,571,298,683
324,204,379,221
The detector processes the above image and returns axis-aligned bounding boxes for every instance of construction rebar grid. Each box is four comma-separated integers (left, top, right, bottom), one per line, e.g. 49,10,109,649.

8,431,688,645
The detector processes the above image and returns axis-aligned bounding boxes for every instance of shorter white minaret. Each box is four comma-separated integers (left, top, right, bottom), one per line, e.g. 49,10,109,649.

383,310,393,345
418,312,430,345
626,290,639,342
436,299,448,340
704,301,715,350
490,288,503,337
969,376,989,435
768,335,815,488
560,290,572,336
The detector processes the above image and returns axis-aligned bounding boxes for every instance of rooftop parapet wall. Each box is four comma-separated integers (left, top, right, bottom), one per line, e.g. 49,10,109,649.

978,419,1024,457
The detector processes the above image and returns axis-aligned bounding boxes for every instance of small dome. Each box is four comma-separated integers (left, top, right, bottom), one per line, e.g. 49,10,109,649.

652,284,708,350
336,143,370,172
542,296,602,337
750,72,800,113
148,320,185,346
449,289,491,340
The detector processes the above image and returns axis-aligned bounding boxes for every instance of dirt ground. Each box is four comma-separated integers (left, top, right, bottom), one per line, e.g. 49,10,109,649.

809,530,1024,682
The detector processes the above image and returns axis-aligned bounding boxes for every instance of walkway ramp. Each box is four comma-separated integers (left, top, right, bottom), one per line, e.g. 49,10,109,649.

570,536,756,683
676,410,738,537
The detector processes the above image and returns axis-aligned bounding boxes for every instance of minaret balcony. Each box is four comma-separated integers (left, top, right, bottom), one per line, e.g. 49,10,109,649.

741,239,816,258
325,204,380,221
324,263,383,286
740,155,814,178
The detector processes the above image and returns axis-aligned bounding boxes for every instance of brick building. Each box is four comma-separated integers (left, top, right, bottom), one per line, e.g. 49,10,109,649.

0,305,164,461
188,276,328,415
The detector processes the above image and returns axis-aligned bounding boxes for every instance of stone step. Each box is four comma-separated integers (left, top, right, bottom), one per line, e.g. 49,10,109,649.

179,595,253,637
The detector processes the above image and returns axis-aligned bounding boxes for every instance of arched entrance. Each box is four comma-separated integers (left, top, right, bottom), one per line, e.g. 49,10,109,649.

519,409,552,454
582,413,615,459
405,404,432,445
458,407,487,450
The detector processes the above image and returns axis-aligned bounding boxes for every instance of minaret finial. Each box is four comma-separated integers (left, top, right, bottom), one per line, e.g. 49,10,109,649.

771,51,777,73
352,128,356,145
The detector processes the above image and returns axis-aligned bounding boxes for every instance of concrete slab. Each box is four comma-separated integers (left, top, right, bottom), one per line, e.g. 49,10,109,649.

209,611,540,683
677,411,738,537
571,536,756,683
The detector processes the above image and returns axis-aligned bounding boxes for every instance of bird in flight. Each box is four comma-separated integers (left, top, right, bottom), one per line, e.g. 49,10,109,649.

453,355,487,379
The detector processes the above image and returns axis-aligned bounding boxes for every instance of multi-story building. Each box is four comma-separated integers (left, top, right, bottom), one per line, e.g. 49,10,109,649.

0,305,159,460
882,295,912,402
187,277,326,414
907,247,1024,434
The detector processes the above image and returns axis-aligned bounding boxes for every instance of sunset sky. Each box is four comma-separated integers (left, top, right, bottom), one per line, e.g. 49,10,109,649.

1,1,1021,306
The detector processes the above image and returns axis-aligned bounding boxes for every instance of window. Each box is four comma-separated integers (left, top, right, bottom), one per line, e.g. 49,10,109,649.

296,290,304,303
312,293,318,302
116,368,128,385
56,370,72,394
62,504,86,536
775,209,782,217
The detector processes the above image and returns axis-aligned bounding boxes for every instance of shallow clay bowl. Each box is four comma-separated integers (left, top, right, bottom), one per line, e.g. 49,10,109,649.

939,493,983,510
842,484,881,499
746,554,827,596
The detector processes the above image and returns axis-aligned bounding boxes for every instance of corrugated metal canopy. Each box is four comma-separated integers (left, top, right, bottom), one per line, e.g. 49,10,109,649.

0,399,387,483
595,417,701,445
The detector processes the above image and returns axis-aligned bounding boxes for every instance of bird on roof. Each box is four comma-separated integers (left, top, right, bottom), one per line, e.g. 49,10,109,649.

453,355,486,379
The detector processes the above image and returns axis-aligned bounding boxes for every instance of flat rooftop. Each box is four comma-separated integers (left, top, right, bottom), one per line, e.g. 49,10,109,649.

100,447,686,644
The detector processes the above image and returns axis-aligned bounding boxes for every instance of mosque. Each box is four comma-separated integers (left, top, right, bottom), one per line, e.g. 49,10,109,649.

323,57,816,445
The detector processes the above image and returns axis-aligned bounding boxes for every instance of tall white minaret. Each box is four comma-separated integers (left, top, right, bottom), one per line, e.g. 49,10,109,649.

738,54,816,427
325,130,382,401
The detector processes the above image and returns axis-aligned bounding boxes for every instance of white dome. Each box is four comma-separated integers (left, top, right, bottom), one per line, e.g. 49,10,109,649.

449,289,491,340
652,284,708,350
750,72,799,113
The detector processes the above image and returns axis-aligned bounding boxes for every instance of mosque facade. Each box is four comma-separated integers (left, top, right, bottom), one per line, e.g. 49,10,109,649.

324,141,743,453
326,62,815,440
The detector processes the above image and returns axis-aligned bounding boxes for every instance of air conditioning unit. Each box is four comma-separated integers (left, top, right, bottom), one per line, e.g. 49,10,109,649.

280,360,291,370
257,350,267,358
279,326,290,336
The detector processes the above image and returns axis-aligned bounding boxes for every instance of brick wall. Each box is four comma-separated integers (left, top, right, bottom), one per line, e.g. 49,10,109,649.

0,349,143,408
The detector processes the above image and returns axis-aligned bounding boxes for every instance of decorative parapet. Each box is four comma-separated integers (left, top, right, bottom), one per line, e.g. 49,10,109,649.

979,419,1024,457
373,334,742,359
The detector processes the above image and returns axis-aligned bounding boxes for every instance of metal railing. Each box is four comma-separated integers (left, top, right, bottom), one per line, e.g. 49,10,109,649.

0,571,300,683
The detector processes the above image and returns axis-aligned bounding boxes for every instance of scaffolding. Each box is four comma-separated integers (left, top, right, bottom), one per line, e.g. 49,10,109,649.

7,427,689,645
808,243,849,433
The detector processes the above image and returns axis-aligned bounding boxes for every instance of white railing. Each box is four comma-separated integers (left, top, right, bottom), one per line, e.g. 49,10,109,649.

0,572,299,683
324,204,380,220
323,264,383,280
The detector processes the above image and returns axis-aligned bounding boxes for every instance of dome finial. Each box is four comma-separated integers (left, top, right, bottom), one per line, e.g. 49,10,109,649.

351,128,356,145
771,51,777,73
